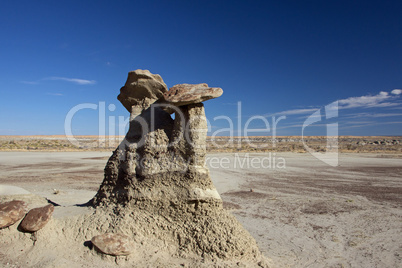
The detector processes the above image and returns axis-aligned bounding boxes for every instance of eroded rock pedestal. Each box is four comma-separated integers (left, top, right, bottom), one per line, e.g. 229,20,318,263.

90,70,267,265
92,70,223,207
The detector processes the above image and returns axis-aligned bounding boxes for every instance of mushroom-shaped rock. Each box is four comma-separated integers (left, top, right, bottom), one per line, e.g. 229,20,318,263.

163,83,223,106
19,204,54,232
0,200,27,229
91,233,135,256
118,69,168,113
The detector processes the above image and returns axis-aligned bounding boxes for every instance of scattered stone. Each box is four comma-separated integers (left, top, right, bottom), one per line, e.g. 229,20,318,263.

0,200,27,229
19,204,54,232
163,83,223,106
91,233,134,256
117,69,168,113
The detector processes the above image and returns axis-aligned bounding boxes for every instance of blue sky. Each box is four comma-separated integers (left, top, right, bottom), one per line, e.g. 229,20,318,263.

1,0,401,136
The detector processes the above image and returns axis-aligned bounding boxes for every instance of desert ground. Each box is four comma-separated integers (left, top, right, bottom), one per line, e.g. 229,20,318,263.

0,150,401,267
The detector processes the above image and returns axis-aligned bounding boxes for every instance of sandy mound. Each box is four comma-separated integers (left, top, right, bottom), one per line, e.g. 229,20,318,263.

0,196,269,267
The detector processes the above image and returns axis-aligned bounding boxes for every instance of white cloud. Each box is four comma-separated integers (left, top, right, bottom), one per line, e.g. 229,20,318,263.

338,91,399,109
272,108,319,116
370,113,402,117
221,102,241,106
47,77,96,85
46,93,64,96
391,89,402,95
268,90,401,121
21,77,96,85
346,112,402,118
20,81,39,85
340,120,402,129
343,120,374,125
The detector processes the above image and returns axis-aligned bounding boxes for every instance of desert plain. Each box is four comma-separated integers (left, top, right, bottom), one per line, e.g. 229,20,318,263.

0,136,401,267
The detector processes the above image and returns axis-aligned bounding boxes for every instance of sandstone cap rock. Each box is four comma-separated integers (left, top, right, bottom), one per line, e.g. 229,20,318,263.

91,233,135,256
163,83,223,106
19,204,54,232
0,200,27,229
118,69,168,112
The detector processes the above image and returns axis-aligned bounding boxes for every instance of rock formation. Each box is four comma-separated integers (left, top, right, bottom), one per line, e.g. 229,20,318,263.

89,69,267,265
164,83,223,106
92,70,223,207
91,233,135,256
19,204,54,232
0,200,27,229
117,69,168,112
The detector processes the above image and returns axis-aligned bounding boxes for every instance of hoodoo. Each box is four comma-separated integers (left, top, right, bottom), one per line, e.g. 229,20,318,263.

90,69,267,265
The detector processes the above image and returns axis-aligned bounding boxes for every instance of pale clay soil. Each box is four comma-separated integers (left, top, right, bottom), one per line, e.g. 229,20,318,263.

0,152,401,267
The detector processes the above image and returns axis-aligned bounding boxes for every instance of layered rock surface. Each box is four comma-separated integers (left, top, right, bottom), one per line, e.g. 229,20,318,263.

164,83,223,106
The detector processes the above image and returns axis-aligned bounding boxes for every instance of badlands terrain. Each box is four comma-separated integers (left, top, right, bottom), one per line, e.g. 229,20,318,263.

0,135,401,267
0,135,401,153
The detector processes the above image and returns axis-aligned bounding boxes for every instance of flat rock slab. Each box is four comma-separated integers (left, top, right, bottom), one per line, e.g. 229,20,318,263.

91,233,135,256
19,204,54,232
163,83,223,106
0,200,27,229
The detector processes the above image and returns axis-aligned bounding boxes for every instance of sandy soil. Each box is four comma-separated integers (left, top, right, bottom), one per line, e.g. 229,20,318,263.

0,151,401,267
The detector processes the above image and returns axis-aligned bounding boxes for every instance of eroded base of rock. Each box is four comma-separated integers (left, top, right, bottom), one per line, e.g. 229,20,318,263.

0,203,269,267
